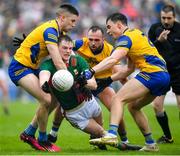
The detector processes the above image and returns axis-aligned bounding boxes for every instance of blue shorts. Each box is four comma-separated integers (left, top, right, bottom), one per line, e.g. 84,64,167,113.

8,58,40,86
135,71,170,96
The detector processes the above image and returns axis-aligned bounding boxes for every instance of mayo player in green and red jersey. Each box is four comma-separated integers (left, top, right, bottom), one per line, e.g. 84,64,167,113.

40,35,106,143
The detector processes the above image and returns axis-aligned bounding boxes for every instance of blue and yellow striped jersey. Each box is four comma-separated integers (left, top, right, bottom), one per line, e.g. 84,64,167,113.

74,37,114,78
115,29,167,73
14,20,63,69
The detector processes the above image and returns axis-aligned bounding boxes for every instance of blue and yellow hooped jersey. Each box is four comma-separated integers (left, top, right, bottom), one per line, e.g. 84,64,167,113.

14,20,62,69
115,29,167,73
74,37,114,78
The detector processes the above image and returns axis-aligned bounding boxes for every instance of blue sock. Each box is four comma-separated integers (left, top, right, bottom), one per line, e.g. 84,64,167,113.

108,124,118,135
144,133,155,144
38,131,47,142
24,124,37,136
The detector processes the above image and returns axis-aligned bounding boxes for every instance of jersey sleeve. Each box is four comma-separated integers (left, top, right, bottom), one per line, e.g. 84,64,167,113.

40,59,57,75
43,27,58,45
114,35,132,51
73,39,84,51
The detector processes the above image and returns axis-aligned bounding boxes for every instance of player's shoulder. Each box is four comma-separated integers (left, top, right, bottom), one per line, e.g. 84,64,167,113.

104,40,113,50
37,20,57,30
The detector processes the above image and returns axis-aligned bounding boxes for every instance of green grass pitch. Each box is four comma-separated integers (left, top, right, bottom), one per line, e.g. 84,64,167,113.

0,100,180,155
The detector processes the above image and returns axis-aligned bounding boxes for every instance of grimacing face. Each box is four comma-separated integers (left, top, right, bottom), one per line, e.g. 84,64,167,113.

59,40,73,62
161,11,175,29
87,30,104,51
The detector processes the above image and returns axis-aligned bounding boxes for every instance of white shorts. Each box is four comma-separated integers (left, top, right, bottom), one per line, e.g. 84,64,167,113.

63,97,102,130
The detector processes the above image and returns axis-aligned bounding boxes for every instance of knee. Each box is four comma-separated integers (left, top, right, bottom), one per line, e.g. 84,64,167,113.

128,102,140,114
153,102,163,113
38,94,52,110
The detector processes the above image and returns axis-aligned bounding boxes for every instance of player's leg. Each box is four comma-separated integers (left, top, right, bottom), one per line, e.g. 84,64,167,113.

18,74,60,151
48,105,64,143
90,78,150,146
153,95,173,143
98,87,128,143
128,94,159,151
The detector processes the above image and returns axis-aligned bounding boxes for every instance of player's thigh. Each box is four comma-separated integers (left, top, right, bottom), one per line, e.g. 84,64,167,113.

152,95,166,113
98,87,115,110
115,78,149,104
18,73,51,103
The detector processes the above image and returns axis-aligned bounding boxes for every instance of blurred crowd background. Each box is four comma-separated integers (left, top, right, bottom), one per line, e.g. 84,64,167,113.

0,0,179,102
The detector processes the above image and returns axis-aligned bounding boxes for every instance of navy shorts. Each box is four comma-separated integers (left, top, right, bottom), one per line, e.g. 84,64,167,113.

135,71,170,96
8,58,40,86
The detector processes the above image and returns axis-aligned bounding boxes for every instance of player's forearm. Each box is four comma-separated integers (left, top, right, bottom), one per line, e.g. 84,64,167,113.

53,57,67,70
47,44,67,70
93,57,118,73
39,70,51,87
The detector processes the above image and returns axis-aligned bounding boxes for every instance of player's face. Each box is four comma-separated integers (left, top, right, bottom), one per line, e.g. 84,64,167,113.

87,30,104,52
161,11,175,29
60,13,79,32
106,20,121,39
59,40,73,62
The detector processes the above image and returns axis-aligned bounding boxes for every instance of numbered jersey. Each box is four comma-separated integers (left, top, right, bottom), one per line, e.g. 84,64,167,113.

14,20,61,69
115,29,167,73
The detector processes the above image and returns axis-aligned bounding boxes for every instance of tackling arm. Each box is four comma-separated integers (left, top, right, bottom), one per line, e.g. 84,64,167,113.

47,44,67,70
93,48,128,74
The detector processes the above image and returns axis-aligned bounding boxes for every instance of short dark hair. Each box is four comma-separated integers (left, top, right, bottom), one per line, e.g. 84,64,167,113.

59,35,73,44
161,5,175,17
88,25,104,35
57,4,79,16
106,13,128,25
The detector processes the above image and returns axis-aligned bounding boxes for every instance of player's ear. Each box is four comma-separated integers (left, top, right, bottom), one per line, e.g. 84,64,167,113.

59,14,65,21
117,22,122,29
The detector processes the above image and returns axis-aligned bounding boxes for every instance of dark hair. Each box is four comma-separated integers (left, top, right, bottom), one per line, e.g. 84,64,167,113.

161,5,175,17
106,13,128,25
88,25,104,35
57,4,79,16
59,35,73,44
